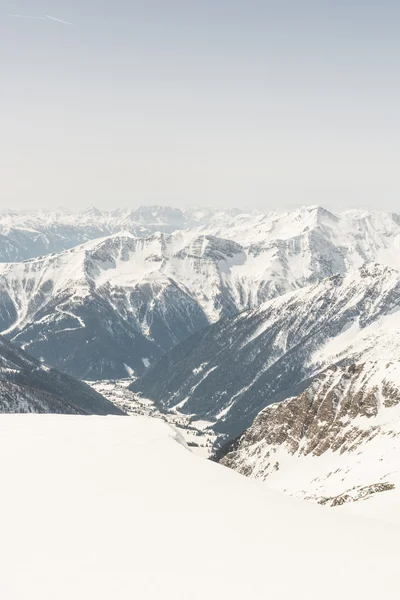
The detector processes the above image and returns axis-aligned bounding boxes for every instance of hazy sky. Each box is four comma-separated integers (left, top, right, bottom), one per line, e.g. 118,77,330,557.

1,1,400,212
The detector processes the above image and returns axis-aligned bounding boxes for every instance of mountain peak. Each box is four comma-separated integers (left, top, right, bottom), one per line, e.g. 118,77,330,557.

296,205,338,223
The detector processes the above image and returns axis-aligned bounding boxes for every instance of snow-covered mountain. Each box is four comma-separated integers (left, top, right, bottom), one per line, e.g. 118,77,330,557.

219,361,400,515
0,334,123,414
131,264,400,437
2,205,400,379
0,414,398,599
1,204,400,273
0,232,254,378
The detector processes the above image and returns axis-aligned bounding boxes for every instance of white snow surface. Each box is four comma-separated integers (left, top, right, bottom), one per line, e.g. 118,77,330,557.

0,414,399,599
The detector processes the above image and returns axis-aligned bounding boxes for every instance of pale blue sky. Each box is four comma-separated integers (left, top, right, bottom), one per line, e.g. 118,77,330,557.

1,1,400,211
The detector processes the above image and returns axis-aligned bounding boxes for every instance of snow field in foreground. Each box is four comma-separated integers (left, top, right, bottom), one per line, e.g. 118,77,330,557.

0,414,398,599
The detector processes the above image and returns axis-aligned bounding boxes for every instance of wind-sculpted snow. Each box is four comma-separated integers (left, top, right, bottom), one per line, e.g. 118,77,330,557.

0,414,398,599
0,335,124,415
131,264,400,437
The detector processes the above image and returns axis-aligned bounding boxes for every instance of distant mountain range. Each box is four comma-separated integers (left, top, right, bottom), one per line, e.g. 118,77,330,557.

0,205,242,262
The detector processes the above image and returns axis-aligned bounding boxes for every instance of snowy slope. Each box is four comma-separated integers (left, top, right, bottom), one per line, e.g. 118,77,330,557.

0,335,123,415
220,361,400,519
132,264,400,437
0,414,398,599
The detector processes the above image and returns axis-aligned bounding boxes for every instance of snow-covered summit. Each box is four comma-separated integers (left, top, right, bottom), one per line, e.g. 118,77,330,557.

1,204,400,266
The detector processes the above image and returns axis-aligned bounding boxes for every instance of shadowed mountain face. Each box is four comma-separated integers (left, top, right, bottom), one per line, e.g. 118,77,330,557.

0,335,124,415
131,264,400,438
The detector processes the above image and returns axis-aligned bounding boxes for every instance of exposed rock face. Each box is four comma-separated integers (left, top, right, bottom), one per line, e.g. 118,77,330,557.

220,362,400,505
238,363,392,458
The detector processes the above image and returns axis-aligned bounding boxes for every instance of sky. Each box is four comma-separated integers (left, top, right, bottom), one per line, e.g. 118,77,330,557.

1,0,400,212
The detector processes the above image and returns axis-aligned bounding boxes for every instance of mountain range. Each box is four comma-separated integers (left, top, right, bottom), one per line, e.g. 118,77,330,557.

0,334,123,415
0,205,241,262
1,205,400,380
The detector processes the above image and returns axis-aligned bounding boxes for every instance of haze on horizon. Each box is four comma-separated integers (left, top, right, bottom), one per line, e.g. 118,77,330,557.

2,1,400,213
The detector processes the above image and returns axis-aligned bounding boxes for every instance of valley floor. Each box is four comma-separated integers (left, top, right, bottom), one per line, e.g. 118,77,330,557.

88,378,220,456
0,414,398,599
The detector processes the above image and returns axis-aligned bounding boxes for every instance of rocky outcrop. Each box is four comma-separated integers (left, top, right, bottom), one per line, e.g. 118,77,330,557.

318,482,395,507
220,362,400,505
233,363,399,459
